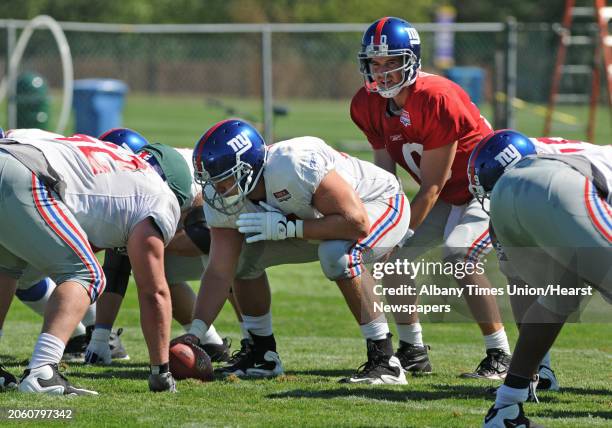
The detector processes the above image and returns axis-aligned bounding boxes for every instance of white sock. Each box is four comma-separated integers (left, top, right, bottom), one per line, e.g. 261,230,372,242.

201,324,223,345
71,322,86,338
540,351,551,368
484,328,510,354
81,303,96,328
239,322,251,340
242,312,273,337
91,327,111,344
182,323,191,333
397,322,423,346
494,384,529,409
28,333,65,369
359,314,389,341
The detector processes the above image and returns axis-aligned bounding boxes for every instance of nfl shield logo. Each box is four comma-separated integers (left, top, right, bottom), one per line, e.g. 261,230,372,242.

400,110,411,127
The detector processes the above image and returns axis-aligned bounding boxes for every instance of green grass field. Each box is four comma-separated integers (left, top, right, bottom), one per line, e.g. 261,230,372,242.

1,262,611,427
0,95,611,427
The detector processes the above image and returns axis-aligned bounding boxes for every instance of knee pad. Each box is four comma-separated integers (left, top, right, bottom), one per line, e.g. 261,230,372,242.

16,278,52,302
318,240,356,280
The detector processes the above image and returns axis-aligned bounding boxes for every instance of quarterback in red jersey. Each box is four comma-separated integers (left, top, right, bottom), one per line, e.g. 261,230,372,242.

351,17,511,379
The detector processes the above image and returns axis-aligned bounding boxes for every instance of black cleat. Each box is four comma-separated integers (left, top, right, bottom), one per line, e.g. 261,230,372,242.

483,403,543,427
226,338,251,366
460,348,511,380
215,334,283,378
109,328,130,360
19,364,97,395
394,341,432,375
0,364,18,391
62,334,88,362
202,337,232,363
340,334,407,385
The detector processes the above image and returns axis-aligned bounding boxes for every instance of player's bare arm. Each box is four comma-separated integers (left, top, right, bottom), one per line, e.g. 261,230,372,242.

193,227,243,327
409,142,457,230
127,217,172,366
305,170,370,240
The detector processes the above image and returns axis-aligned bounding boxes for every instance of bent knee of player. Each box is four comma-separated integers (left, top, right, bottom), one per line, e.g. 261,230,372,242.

318,240,357,280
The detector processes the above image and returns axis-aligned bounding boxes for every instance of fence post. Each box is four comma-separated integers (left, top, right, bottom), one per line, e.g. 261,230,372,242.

7,20,17,129
504,16,518,129
261,25,273,142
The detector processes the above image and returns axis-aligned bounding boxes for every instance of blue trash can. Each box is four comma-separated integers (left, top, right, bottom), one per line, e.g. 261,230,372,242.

444,67,485,105
73,79,128,136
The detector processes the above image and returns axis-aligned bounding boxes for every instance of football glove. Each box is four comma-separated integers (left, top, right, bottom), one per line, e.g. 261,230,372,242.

236,201,303,243
84,338,112,365
148,372,177,393
0,365,17,391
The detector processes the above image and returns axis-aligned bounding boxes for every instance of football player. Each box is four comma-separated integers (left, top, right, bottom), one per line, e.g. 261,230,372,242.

83,129,233,365
469,130,612,427
0,128,193,394
351,17,510,378
173,119,413,384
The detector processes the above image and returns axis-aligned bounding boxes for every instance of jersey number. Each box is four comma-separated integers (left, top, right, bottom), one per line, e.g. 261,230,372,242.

402,142,423,179
58,134,148,174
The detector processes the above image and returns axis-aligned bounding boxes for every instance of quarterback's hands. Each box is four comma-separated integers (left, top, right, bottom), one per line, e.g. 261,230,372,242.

236,201,303,244
84,339,112,365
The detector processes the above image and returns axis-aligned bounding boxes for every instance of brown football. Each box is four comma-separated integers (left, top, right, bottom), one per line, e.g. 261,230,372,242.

169,342,214,382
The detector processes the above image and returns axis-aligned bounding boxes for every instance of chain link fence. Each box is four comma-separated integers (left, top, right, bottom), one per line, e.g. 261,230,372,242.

0,20,607,145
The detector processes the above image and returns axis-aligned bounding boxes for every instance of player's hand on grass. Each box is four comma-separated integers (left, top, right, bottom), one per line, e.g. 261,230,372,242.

148,372,177,393
84,339,112,365
236,201,303,243
0,365,18,391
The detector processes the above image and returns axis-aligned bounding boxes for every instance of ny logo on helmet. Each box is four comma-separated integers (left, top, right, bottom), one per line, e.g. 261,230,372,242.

227,131,253,156
494,144,522,168
406,27,420,44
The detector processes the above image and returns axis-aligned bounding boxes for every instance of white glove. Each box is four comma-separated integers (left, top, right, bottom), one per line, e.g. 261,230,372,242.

84,338,112,365
236,201,303,244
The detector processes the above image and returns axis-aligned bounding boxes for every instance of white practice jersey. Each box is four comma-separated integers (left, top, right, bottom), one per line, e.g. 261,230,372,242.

204,136,401,228
532,137,612,203
3,129,180,247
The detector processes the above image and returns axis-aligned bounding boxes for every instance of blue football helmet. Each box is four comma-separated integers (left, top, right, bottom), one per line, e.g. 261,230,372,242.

0,127,4,138
468,129,537,207
358,17,422,98
193,119,267,215
98,128,149,152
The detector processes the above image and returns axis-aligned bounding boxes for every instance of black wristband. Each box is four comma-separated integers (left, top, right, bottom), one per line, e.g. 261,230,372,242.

150,362,170,375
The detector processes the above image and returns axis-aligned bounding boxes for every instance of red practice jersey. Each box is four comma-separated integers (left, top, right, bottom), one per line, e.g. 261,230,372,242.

351,72,493,205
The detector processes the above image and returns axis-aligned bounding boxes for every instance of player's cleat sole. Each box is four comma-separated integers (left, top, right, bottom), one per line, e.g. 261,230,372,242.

460,348,511,380
483,403,543,428
19,364,98,395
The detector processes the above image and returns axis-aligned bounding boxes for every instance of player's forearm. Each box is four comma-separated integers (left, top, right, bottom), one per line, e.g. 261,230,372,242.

303,213,370,241
137,283,172,365
409,188,440,230
193,271,232,329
